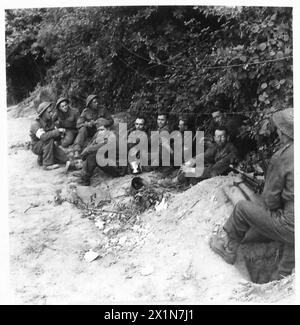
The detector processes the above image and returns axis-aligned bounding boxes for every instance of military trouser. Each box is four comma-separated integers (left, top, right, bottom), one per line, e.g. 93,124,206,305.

60,129,78,148
224,200,294,276
32,138,68,167
73,126,97,152
82,152,127,179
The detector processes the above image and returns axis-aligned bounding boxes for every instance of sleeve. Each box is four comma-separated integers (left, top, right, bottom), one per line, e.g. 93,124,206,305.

211,144,239,176
52,111,61,127
104,111,114,126
76,110,87,129
40,129,61,142
30,121,60,142
204,145,217,164
85,137,108,154
262,157,284,211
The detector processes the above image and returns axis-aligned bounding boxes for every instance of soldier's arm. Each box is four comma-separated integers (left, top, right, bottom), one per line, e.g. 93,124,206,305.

76,112,87,129
82,138,108,156
31,122,61,142
104,112,114,126
263,157,284,211
204,145,217,163
210,144,239,176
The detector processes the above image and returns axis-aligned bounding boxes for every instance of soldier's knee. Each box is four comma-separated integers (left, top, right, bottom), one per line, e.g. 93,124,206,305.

78,127,87,135
61,136,73,148
235,200,253,214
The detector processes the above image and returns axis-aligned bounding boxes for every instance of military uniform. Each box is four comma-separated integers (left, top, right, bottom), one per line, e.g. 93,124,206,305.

73,95,114,152
53,106,79,147
224,142,294,276
202,142,239,178
30,118,68,167
81,129,126,184
178,141,238,183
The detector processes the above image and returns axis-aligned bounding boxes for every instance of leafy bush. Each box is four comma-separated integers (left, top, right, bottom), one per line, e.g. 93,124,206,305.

6,6,293,138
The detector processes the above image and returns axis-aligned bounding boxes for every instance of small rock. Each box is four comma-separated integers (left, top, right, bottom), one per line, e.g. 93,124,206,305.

155,198,168,212
95,220,105,230
84,250,99,262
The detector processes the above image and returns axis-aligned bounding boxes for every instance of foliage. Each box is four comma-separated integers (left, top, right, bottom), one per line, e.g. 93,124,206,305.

6,6,293,138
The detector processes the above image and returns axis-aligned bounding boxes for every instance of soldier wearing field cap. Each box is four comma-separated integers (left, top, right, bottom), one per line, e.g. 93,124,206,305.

209,108,294,281
73,94,114,155
52,97,79,148
29,102,71,170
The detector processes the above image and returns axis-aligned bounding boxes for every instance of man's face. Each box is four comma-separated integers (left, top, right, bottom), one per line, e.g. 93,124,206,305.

214,129,227,146
157,115,167,129
97,125,107,134
42,107,52,121
135,118,145,131
179,120,187,132
90,98,99,110
212,111,223,124
59,101,69,113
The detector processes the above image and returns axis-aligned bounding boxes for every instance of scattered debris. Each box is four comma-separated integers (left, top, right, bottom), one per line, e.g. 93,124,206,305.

84,250,99,262
155,197,168,212
24,202,40,213
95,219,105,230
9,141,31,151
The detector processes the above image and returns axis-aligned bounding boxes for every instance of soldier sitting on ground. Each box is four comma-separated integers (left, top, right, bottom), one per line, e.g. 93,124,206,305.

208,109,255,158
52,97,79,148
209,108,294,281
73,94,114,157
77,118,126,186
176,126,239,184
29,102,73,171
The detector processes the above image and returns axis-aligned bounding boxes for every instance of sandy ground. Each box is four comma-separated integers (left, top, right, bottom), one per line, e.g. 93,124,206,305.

8,114,295,305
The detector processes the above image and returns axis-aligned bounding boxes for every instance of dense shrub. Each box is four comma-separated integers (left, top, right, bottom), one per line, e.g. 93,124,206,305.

6,6,293,136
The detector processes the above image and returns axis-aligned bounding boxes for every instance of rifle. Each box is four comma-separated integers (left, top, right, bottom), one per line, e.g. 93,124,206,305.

229,164,264,194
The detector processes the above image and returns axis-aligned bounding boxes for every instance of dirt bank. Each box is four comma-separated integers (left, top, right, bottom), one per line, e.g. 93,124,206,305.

8,113,295,304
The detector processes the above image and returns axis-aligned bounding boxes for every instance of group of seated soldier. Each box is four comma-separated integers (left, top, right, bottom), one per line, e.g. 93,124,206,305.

29,95,246,185
29,100,295,280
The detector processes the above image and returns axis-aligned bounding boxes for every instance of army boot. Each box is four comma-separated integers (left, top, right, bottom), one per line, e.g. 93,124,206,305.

77,172,91,186
209,230,240,265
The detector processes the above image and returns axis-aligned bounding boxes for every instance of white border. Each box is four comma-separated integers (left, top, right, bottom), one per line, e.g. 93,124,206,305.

1,0,299,305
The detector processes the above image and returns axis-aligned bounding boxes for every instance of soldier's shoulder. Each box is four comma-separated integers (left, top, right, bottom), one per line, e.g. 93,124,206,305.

80,107,90,115
273,143,293,159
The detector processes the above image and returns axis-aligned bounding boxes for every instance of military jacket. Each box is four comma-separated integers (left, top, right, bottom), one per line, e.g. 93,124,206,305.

29,118,60,146
53,107,79,130
262,142,294,225
204,142,239,175
76,106,113,129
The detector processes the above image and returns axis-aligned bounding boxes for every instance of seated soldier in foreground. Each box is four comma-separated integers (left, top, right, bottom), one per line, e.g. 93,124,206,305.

73,94,114,156
30,102,73,171
176,127,239,183
78,118,126,185
209,108,294,281
52,97,79,148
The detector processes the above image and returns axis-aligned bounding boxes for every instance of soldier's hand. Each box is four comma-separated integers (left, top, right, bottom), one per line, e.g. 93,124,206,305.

184,158,196,167
85,121,94,128
58,128,66,133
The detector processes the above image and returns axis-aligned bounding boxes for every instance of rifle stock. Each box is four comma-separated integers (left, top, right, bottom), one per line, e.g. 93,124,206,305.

229,164,264,193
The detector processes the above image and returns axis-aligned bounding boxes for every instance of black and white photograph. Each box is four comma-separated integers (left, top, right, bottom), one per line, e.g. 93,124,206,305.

0,0,298,306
